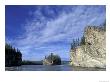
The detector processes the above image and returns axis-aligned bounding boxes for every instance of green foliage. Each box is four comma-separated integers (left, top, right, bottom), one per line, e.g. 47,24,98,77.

5,43,22,67
103,21,106,31
45,53,61,65
71,38,80,49
80,35,85,45
71,36,85,49
99,21,106,31
22,60,42,65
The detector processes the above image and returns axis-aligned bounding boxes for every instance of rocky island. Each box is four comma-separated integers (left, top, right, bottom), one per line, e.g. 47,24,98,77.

43,53,61,65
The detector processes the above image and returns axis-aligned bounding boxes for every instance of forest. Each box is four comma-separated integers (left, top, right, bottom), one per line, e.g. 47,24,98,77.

5,43,22,67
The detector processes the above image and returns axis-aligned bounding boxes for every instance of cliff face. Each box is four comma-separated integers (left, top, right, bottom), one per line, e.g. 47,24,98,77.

70,26,106,68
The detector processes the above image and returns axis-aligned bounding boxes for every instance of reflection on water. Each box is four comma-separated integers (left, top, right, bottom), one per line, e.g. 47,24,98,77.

5,65,106,71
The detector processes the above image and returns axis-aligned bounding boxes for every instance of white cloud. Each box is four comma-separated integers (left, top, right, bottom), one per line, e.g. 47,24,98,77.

7,6,105,60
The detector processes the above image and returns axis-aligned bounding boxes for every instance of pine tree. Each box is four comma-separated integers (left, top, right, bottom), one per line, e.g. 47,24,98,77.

5,43,22,67
80,35,85,45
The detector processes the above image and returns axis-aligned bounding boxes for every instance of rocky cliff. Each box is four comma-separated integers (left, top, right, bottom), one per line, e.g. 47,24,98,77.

70,26,106,68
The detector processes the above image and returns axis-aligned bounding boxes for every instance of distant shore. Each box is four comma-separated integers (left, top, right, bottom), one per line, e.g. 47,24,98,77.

21,60,43,65
22,60,70,65
5,60,70,67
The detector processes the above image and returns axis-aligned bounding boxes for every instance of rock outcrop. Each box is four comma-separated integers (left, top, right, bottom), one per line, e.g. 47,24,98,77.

70,26,106,68
43,53,61,65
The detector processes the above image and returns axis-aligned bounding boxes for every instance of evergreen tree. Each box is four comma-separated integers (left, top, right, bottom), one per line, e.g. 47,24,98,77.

5,43,22,67
71,38,80,49
44,53,61,65
80,35,85,45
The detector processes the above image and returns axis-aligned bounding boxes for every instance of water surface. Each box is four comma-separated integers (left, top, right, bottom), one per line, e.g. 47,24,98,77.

5,65,106,71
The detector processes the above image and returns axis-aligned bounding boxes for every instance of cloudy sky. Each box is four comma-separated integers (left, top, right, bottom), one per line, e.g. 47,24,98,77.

5,5,106,61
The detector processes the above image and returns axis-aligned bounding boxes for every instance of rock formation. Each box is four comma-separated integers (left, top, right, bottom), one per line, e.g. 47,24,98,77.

43,53,61,65
70,26,106,68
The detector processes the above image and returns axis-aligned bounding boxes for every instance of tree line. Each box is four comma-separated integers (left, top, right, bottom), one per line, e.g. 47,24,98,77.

71,22,106,50
71,35,85,49
5,43,22,67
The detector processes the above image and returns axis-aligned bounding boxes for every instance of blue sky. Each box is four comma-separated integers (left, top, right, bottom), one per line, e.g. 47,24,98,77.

5,5,106,61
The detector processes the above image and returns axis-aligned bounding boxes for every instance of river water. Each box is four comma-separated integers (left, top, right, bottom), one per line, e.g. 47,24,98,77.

5,65,106,71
